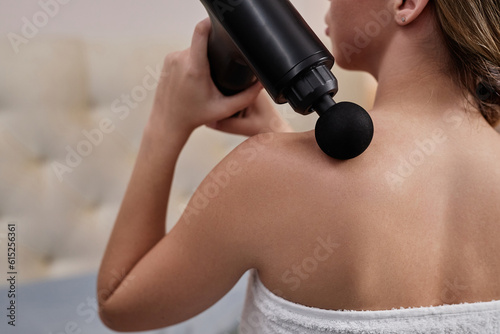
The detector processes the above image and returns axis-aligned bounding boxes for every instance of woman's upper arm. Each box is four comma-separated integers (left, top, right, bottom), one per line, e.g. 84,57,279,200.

99,135,270,332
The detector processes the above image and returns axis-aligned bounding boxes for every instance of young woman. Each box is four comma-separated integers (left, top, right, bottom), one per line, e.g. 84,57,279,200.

98,0,500,332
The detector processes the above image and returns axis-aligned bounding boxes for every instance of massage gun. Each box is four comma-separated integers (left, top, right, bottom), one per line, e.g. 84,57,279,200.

200,0,374,160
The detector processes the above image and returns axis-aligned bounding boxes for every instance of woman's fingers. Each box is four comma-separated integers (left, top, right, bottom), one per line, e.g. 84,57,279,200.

207,90,294,136
217,81,264,118
209,117,256,136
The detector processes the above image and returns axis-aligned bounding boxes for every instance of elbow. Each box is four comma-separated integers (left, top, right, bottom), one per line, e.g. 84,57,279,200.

99,303,134,333
99,302,168,333
99,304,121,332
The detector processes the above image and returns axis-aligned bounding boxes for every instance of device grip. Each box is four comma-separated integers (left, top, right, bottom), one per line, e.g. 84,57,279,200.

201,0,334,104
207,13,256,96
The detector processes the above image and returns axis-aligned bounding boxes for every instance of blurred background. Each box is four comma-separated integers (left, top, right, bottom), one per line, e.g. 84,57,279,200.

0,0,376,333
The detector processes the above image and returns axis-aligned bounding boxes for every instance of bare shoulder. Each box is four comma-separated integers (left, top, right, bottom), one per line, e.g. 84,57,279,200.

227,129,373,176
210,131,324,193
229,130,323,167
218,130,367,199
209,129,387,251
217,127,394,207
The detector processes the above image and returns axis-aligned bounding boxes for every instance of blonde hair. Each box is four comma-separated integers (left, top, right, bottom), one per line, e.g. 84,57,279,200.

433,0,500,126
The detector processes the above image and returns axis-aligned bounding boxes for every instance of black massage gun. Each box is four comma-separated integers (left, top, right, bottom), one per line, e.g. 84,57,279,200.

200,0,374,160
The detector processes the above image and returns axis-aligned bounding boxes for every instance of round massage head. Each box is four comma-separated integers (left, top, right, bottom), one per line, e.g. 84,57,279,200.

315,102,374,160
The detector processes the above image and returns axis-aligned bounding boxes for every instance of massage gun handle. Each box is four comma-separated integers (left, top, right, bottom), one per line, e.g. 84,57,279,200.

207,14,256,96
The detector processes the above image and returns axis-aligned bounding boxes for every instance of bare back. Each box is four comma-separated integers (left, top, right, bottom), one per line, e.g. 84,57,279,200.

248,111,500,311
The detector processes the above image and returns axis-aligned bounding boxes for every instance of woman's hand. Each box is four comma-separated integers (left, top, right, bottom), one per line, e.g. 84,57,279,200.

207,91,294,136
148,18,264,137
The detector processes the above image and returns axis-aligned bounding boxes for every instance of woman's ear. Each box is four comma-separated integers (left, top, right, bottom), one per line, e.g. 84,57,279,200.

394,0,430,25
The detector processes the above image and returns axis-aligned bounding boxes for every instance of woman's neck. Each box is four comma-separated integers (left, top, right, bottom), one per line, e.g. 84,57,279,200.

372,38,469,119
364,8,482,123
369,42,495,139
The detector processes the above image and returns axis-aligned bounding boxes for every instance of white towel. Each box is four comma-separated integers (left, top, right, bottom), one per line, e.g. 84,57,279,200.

239,270,500,333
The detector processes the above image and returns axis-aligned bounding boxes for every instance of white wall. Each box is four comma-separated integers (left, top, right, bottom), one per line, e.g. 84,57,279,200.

0,0,328,40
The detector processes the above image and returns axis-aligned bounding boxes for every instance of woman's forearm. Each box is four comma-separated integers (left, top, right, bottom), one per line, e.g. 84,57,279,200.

97,119,190,306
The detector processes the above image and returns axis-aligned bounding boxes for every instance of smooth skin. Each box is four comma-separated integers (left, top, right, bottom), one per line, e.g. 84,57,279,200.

98,0,500,331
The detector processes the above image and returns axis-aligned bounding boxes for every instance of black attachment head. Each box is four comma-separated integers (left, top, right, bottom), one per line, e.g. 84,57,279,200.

315,102,374,160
